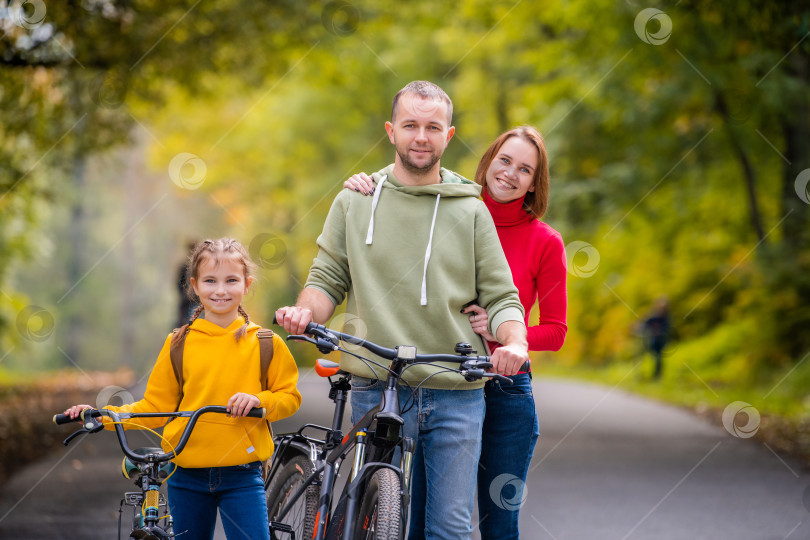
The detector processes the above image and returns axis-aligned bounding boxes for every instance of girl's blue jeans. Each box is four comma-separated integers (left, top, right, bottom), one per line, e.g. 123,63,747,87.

350,376,485,540
477,373,540,540
167,461,270,540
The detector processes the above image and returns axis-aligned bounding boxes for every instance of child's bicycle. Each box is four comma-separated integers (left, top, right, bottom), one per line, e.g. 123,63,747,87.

264,320,525,540
53,404,266,540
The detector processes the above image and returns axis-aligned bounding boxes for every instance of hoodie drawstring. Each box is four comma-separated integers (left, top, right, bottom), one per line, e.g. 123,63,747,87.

364,174,440,306
421,194,441,306
365,174,387,245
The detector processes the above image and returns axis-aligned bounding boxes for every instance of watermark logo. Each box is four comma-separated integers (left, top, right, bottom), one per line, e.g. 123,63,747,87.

96,386,134,408
11,0,47,29
16,305,55,342
406,95,447,122
565,241,600,278
168,153,207,190
322,1,360,37
795,169,810,204
489,473,527,511
249,233,288,270
722,401,760,438
634,8,672,45
328,312,368,353
93,70,127,109
724,89,754,124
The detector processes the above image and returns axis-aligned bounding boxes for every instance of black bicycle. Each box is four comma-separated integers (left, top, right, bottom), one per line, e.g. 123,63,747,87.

54,405,266,540
265,321,523,540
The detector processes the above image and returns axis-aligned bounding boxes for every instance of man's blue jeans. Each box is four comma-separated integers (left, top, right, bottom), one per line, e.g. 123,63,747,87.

351,376,485,540
477,373,539,539
167,461,270,540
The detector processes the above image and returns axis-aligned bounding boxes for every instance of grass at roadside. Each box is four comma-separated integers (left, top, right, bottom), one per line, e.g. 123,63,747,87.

0,368,135,485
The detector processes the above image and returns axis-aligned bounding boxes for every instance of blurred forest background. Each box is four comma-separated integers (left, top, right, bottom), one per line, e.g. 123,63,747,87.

1,1,809,435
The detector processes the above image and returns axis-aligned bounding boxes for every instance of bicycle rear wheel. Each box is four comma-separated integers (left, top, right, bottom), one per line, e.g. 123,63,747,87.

356,468,401,540
266,454,320,539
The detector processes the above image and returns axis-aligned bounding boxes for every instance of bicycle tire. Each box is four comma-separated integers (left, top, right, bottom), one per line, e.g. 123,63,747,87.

356,468,401,540
266,454,320,539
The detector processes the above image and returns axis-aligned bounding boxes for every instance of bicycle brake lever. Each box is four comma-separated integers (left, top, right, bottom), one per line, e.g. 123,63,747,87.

287,334,339,355
286,334,318,344
461,369,514,384
462,368,486,382
461,359,493,371
62,428,89,446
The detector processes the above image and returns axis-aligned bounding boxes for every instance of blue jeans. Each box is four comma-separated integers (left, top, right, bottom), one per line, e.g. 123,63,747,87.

477,373,539,540
167,462,270,540
351,376,485,540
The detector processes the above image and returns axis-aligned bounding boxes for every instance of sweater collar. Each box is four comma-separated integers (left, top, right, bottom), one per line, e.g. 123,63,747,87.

190,315,247,335
482,186,533,227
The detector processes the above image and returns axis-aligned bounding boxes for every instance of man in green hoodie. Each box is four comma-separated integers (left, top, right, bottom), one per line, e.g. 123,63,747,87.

276,81,528,540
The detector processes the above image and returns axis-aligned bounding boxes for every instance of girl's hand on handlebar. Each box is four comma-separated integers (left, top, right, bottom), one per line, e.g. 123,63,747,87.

343,172,374,195
64,404,94,420
227,393,261,418
461,304,496,342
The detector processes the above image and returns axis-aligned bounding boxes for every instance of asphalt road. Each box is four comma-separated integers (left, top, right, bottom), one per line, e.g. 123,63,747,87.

0,369,807,539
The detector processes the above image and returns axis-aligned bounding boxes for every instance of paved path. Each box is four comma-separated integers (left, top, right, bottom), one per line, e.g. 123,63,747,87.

0,371,807,539
518,379,809,540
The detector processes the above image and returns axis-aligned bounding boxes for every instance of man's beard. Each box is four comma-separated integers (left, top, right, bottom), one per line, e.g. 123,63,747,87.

397,147,441,175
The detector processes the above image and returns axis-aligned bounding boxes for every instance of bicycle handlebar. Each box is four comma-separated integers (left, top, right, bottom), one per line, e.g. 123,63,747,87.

53,405,266,462
53,405,265,426
274,317,529,377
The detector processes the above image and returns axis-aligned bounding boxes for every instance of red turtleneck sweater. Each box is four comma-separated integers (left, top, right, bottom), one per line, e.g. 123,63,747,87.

483,188,568,352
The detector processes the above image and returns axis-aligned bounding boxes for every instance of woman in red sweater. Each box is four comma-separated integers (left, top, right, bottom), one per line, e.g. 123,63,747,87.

343,126,567,538
462,126,567,539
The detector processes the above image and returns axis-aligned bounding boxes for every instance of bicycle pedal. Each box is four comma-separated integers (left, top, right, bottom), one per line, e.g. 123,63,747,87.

269,521,295,539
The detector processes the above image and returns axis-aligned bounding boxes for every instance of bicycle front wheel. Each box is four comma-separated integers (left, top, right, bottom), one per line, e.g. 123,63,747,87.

266,454,320,539
356,468,401,540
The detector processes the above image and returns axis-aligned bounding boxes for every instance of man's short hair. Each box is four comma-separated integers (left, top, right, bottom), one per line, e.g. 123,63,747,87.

391,81,453,125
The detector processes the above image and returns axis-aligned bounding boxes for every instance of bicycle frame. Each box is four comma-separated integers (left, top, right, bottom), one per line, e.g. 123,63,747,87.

266,320,522,540
268,357,416,540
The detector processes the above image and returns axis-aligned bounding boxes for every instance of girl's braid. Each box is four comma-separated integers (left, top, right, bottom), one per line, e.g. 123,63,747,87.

170,304,204,345
235,305,250,341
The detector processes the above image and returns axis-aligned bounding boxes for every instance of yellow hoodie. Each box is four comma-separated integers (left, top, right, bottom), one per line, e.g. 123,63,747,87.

106,317,302,468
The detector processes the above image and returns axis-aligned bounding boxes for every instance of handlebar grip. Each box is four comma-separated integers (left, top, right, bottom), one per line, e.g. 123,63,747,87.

247,407,266,419
272,316,324,335
520,360,531,372
53,413,77,425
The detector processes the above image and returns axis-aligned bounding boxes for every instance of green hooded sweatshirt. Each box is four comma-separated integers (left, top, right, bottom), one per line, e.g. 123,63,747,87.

305,164,525,389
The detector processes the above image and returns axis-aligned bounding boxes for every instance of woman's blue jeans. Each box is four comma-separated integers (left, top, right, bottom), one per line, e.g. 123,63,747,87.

477,373,539,540
167,461,270,540
351,376,485,540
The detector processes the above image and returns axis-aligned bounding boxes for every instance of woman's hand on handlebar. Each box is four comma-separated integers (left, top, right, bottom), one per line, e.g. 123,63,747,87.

275,306,314,335
226,392,261,418
64,404,94,420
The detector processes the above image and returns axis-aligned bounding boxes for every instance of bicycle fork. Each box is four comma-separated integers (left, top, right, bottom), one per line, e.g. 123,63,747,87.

342,433,415,539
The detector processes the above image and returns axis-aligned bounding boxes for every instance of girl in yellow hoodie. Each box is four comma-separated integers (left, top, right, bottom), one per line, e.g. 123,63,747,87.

64,238,302,540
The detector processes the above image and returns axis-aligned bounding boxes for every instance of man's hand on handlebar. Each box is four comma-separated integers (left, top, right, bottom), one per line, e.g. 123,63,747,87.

490,343,530,376
275,306,314,335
